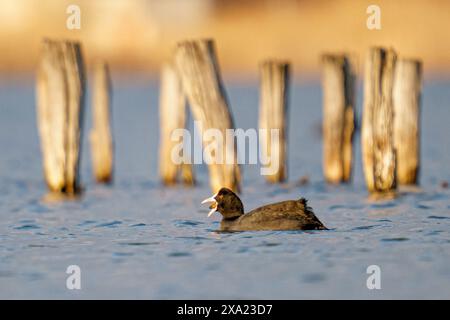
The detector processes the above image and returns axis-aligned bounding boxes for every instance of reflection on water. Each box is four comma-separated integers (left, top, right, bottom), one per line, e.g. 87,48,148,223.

0,80,449,299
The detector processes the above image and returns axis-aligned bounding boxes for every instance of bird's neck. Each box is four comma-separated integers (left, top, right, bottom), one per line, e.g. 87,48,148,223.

220,215,241,231
222,214,241,221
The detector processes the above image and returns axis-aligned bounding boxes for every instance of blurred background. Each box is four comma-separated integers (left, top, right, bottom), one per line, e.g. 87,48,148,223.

0,0,449,80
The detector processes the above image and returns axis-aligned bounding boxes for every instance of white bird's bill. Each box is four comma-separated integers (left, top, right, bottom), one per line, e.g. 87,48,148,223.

201,193,218,217
207,205,217,217
201,195,216,204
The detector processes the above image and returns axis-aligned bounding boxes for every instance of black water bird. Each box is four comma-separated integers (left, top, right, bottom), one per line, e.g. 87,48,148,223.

201,187,328,231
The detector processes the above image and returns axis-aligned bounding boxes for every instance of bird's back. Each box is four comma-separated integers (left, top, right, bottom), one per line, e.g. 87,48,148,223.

220,198,327,231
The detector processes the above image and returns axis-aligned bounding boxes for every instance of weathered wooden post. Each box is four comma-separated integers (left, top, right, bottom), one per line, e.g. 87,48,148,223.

321,54,355,183
90,61,114,183
174,39,240,193
36,39,85,194
158,62,194,186
393,59,422,185
258,60,290,183
362,47,397,193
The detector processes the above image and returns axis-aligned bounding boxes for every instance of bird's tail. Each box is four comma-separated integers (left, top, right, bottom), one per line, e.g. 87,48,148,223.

298,197,313,212
299,197,329,230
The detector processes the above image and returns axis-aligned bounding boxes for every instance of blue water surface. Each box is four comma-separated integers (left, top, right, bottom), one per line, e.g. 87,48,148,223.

0,75,449,299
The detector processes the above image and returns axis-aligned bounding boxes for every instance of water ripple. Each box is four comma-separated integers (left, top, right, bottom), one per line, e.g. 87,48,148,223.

168,251,191,257
14,224,40,230
428,215,450,220
95,221,122,228
381,237,409,242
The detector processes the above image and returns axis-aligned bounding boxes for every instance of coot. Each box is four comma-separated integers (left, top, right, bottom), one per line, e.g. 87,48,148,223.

202,187,328,231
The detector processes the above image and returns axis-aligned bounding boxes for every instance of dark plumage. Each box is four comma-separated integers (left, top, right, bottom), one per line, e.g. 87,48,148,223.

201,187,328,231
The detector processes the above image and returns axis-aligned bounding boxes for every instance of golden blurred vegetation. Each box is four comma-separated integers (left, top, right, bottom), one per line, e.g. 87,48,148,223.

0,0,449,79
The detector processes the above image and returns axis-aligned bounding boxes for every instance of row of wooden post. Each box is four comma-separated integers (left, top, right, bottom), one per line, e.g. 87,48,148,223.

36,38,421,197
161,42,422,195
36,39,113,194
323,47,422,194
159,40,290,193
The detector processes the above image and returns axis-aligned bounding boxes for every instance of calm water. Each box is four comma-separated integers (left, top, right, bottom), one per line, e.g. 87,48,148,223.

0,76,449,299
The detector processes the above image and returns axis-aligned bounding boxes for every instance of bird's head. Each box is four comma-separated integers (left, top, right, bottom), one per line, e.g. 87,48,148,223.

201,187,244,219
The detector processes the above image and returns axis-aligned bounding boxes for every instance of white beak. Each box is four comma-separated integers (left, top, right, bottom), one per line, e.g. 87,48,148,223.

201,192,218,217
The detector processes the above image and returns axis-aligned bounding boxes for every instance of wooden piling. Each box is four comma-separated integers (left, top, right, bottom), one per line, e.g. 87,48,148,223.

159,63,194,186
393,59,422,185
90,62,114,183
36,39,85,194
258,60,290,183
362,47,397,193
321,54,355,183
174,39,240,193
